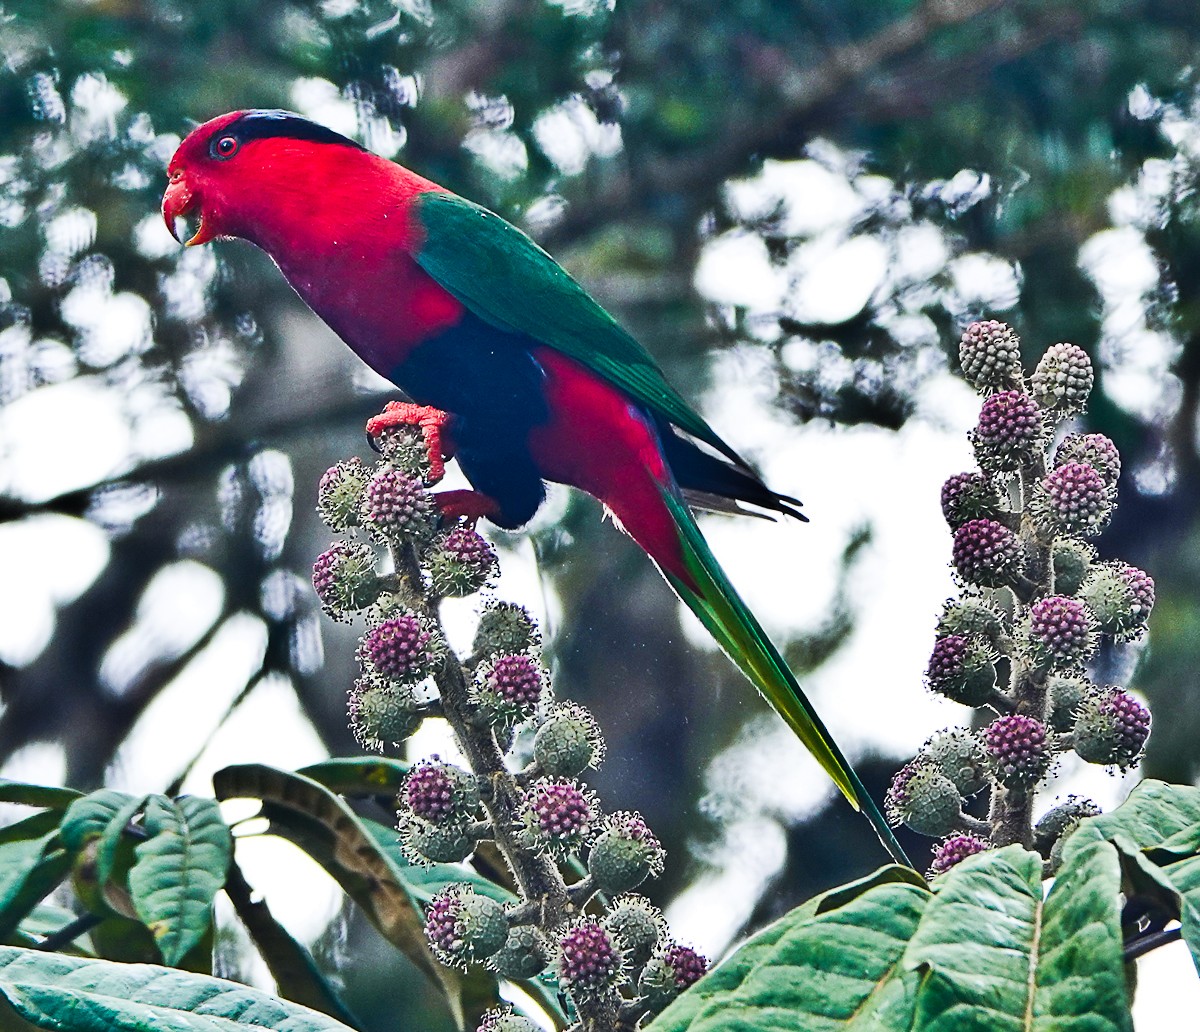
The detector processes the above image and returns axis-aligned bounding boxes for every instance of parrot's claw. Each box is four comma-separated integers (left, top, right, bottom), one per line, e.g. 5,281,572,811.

366,401,453,484
434,489,501,528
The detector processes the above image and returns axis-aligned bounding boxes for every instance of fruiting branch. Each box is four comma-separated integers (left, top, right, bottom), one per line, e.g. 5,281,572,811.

893,321,1155,876
311,415,707,1032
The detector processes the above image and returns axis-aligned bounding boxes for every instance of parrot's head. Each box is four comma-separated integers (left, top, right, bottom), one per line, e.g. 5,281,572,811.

162,109,366,247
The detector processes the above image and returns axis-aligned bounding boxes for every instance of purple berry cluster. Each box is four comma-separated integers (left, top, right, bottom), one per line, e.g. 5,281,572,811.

972,390,1042,470
929,834,988,876
360,613,436,682
901,321,1157,875
558,921,621,990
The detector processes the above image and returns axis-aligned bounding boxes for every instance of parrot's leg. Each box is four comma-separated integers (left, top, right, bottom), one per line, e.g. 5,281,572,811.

433,488,501,526
366,402,502,526
366,401,454,483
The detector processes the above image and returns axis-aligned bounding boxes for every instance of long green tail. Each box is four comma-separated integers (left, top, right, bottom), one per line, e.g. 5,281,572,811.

659,489,911,868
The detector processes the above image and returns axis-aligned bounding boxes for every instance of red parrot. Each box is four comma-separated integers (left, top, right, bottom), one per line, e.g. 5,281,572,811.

163,110,908,865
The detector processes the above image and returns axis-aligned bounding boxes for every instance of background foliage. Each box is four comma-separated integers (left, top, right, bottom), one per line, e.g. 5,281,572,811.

4,1,1200,1027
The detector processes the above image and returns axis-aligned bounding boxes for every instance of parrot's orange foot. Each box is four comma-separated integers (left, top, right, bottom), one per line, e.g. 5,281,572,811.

434,489,500,528
366,401,453,484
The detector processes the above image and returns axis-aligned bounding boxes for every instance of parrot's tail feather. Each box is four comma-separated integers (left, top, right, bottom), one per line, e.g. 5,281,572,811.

658,489,911,868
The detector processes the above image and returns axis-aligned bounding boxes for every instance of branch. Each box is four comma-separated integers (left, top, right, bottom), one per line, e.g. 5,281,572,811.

1124,926,1183,962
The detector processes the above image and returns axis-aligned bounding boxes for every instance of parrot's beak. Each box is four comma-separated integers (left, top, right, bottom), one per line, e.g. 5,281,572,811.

162,173,213,247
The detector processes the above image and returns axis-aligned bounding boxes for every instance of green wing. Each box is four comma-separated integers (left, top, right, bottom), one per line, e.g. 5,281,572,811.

412,190,748,469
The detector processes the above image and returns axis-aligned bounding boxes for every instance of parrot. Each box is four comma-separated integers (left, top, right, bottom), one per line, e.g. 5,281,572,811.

162,109,909,866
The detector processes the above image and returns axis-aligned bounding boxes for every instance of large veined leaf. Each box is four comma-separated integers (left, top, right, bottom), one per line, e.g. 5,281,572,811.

0,945,357,1031
649,865,930,1031
649,779,1200,1032
127,796,232,967
212,763,488,1030
905,843,1128,1031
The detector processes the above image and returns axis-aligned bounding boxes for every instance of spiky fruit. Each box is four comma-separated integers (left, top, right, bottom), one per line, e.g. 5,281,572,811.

1120,565,1156,621
476,1008,540,1032
1081,564,1154,640
1046,674,1091,733
474,652,546,724
959,320,1022,391
603,896,664,967
925,634,996,707
1031,342,1093,411
639,944,708,1011
489,925,550,980
923,728,988,796
360,465,436,544
1034,462,1112,537
1055,433,1121,487
936,600,1004,644
316,458,368,530
1033,797,1102,859
1026,595,1096,670
360,614,437,682
886,761,963,837
972,390,1043,471
1051,538,1094,596
428,526,498,598
558,920,621,993
348,679,422,750
372,424,433,481
402,817,476,864
424,885,509,967
984,714,1050,788
402,760,479,825
311,540,380,618
940,473,1002,529
533,703,605,776
952,518,1023,588
1074,688,1150,769
520,778,598,858
472,601,541,657
928,834,989,877
588,811,666,894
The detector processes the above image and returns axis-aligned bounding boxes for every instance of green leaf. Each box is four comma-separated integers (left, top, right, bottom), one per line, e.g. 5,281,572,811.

213,763,487,1030
1067,779,1200,974
0,811,60,847
0,816,72,943
0,781,83,811
95,795,149,892
297,758,410,797
128,796,232,966
1078,779,1200,857
649,869,930,1031
1039,835,1130,1029
0,945,357,1030
908,843,1130,1032
651,842,1135,1032
60,790,138,853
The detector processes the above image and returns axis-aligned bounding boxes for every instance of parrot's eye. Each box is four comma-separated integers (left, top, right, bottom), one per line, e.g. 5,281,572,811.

212,135,240,160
